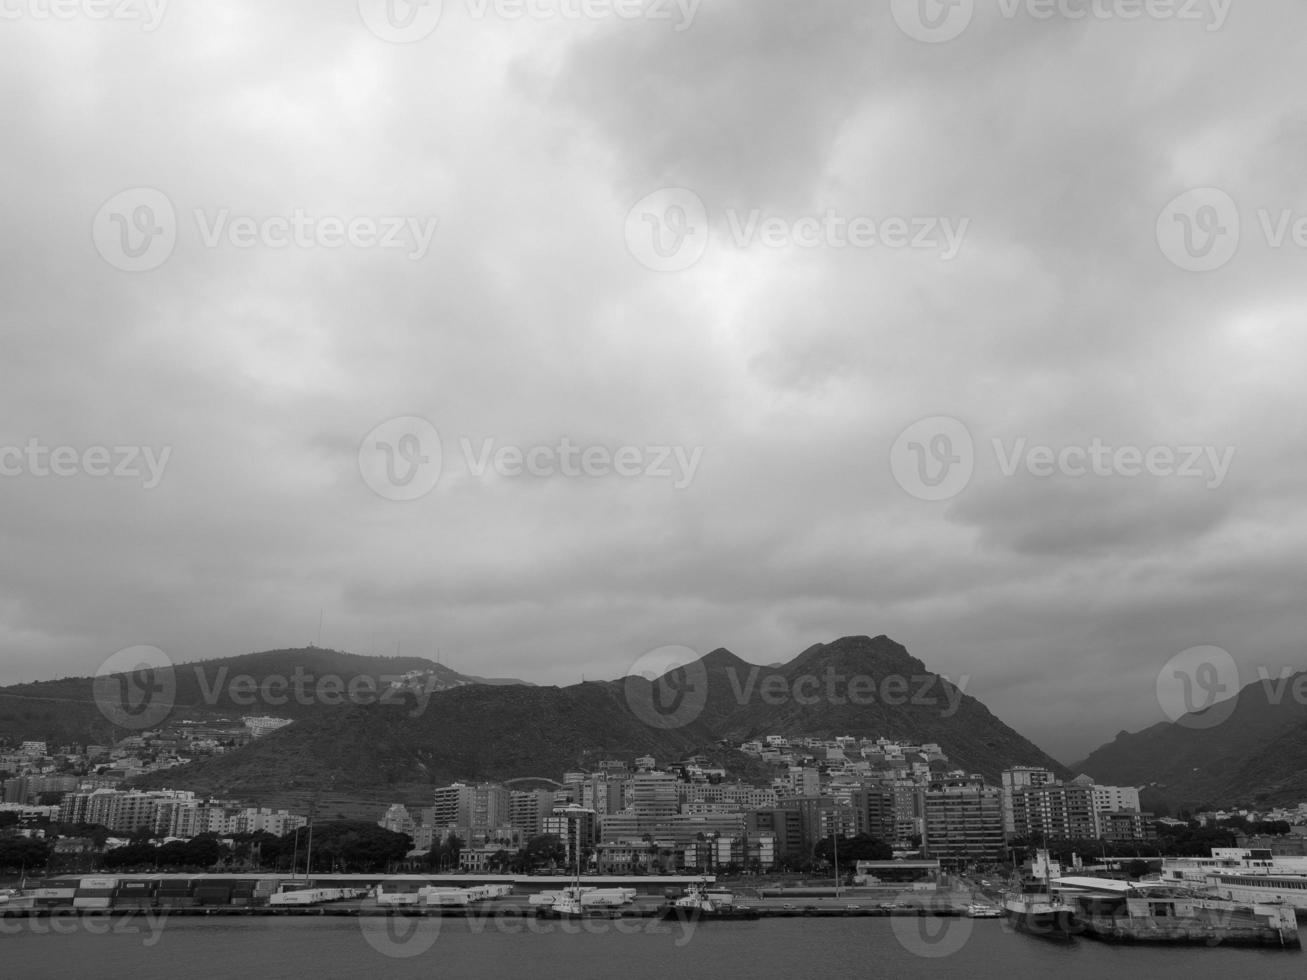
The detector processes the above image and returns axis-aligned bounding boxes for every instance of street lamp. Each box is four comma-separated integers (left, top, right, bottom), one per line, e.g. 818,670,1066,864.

833,830,841,900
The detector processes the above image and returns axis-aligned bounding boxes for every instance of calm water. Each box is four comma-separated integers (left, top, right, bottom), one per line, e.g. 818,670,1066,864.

1,916,1303,980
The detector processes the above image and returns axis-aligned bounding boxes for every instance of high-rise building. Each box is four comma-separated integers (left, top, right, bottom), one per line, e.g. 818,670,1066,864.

1001,767,1055,835
852,786,897,842
432,782,510,842
1010,778,1098,841
542,805,598,868
509,789,555,837
922,779,1005,865
1091,784,1141,815
779,795,843,856
626,772,678,826
746,809,804,862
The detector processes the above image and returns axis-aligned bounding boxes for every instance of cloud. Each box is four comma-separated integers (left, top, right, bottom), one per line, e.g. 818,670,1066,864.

1,1,1306,763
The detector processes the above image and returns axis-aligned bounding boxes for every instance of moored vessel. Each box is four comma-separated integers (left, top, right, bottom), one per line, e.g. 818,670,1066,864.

1055,876,1301,949
1003,849,1079,940
658,879,759,922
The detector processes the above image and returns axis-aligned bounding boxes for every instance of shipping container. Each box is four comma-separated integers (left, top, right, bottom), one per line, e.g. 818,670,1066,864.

79,878,118,891
32,888,77,899
73,897,113,910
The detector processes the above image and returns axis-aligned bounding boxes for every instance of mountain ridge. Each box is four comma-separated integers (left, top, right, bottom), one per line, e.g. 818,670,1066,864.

1075,669,1307,812
122,635,1067,811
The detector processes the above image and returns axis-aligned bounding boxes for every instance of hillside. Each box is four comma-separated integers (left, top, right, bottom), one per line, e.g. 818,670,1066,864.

131,682,759,812
1074,670,1307,812
130,635,1065,811
0,647,529,744
713,635,1067,778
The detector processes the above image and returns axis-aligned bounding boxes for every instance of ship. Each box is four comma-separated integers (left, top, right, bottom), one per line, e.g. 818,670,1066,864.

658,879,760,922
1002,890,1079,938
1161,847,1307,917
1002,849,1079,940
534,884,588,920
1054,876,1301,949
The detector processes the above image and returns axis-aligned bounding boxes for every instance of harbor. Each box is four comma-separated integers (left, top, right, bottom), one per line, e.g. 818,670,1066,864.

0,871,978,919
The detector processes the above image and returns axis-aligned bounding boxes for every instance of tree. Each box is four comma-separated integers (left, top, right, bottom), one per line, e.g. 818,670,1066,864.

815,834,892,866
297,822,412,873
0,837,51,873
523,834,566,871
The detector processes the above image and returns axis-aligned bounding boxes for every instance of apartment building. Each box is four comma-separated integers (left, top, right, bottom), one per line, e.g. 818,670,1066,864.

1000,766,1056,835
852,785,897,842
1010,779,1098,840
922,778,1005,865
509,789,556,837
432,782,511,842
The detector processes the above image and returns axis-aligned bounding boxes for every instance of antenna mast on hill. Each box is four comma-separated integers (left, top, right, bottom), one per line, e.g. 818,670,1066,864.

316,609,323,648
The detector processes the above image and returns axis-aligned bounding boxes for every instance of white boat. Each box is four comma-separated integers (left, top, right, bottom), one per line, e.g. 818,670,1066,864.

536,885,587,919
659,879,759,921
536,806,592,920
967,903,1003,918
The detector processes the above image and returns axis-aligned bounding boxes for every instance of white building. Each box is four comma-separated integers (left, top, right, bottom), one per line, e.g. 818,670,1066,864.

243,716,294,738
1091,784,1141,814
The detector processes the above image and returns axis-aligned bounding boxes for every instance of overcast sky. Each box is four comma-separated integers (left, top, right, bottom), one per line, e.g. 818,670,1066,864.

2,1,1306,764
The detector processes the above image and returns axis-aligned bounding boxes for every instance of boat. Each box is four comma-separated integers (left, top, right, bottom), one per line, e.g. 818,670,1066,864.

1162,847,1307,917
658,879,760,922
1055,876,1301,948
1002,850,1079,939
534,884,588,920
535,806,602,920
967,903,1003,918
1002,891,1079,938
